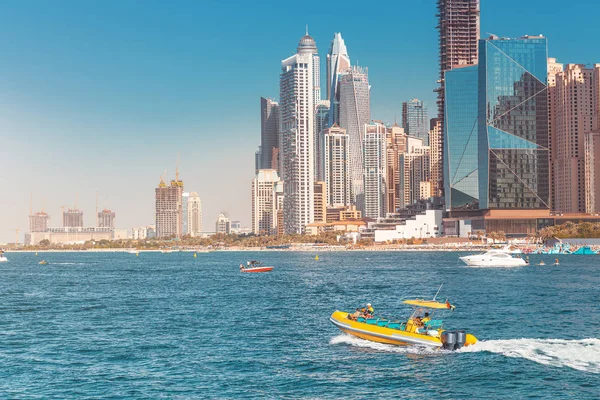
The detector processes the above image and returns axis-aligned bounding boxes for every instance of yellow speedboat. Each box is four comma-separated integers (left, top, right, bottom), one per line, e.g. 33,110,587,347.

38,260,48,265
330,299,478,350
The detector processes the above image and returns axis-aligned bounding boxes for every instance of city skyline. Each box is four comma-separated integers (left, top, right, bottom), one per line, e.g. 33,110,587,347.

2,0,600,242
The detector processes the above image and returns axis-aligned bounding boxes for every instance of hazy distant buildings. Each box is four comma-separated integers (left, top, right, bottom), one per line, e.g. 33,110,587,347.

322,124,351,207
155,172,184,238
363,122,387,219
187,192,202,236
29,211,49,233
339,65,370,211
215,213,231,234
280,32,319,234
326,32,350,126
252,169,283,235
402,99,429,145
436,0,480,196
97,209,115,229
63,209,83,228
259,97,280,171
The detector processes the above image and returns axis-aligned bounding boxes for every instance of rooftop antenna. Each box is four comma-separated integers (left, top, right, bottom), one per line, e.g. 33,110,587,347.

306,24,308,35
176,153,180,181
30,192,33,215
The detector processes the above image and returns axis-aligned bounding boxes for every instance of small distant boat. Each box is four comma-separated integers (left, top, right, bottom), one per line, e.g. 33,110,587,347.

127,249,139,254
193,253,197,258
39,260,48,265
539,261,546,266
553,259,560,266
0,250,7,263
161,249,173,254
240,261,274,273
35,252,38,256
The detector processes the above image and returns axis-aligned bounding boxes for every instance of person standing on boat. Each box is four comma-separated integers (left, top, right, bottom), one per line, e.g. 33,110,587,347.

365,303,374,317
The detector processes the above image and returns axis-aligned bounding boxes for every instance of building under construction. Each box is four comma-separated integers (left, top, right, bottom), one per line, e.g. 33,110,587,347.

97,209,116,228
29,211,50,233
435,0,480,197
155,171,184,238
63,209,84,227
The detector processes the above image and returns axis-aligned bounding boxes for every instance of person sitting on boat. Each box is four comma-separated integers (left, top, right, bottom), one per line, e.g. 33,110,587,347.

240,263,245,271
348,308,362,321
422,312,431,324
365,303,374,317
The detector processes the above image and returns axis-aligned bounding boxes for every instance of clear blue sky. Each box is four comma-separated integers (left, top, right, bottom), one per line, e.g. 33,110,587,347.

0,0,597,243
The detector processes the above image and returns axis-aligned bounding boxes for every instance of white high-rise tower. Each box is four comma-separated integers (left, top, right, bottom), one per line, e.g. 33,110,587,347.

327,32,350,126
280,31,319,234
339,65,370,212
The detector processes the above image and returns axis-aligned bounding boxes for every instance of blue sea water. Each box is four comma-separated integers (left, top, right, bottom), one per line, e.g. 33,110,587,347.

0,251,598,398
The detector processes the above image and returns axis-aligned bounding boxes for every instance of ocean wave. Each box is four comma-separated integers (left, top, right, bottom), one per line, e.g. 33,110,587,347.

459,338,600,373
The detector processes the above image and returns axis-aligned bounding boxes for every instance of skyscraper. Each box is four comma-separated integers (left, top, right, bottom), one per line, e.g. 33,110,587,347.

314,100,330,181
385,123,407,213
402,99,429,145
551,63,600,213
339,65,370,211
436,0,480,196
400,137,431,208
322,124,351,207
444,65,479,210
260,97,280,171
188,192,202,236
97,209,115,229
547,57,564,210
585,131,600,213
444,35,550,212
182,192,190,234
363,122,387,219
326,32,350,126
429,118,443,197
252,169,282,235
155,172,184,238
280,32,319,234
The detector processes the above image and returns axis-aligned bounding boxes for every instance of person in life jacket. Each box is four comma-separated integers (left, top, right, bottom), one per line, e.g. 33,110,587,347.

365,303,374,317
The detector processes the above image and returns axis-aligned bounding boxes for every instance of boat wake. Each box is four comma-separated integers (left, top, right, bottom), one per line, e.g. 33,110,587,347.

331,335,600,373
329,334,440,355
459,338,600,373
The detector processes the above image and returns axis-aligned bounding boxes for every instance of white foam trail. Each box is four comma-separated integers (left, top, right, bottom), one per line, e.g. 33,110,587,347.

459,338,600,373
330,334,441,355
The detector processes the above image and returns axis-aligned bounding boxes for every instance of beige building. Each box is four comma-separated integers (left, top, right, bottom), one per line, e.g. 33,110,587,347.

547,57,564,209
155,172,184,238
551,62,600,213
215,213,230,234
428,118,442,197
251,169,283,235
305,220,366,235
585,131,600,213
313,182,327,224
385,123,407,214
399,137,431,208
187,192,202,236
322,124,351,207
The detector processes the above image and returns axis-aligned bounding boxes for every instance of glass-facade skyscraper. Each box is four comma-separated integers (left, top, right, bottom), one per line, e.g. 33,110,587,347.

444,35,550,211
402,99,429,145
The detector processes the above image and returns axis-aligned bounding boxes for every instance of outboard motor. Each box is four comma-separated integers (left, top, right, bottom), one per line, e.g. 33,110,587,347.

441,331,457,350
455,330,466,350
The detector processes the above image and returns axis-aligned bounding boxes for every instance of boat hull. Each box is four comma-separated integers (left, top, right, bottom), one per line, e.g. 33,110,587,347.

0,258,7,263
330,311,477,349
460,256,526,267
242,266,273,273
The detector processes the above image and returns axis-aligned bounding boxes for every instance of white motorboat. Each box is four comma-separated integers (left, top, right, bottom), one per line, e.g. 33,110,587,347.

0,250,7,262
460,249,527,267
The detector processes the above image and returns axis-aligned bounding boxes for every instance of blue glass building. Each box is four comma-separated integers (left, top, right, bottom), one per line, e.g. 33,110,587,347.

478,36,549,209
444,35,550,212
444,65,479,210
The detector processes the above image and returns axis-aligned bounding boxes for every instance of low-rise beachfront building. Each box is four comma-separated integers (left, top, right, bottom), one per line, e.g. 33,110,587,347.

305,220,366,236
372,209,443,242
